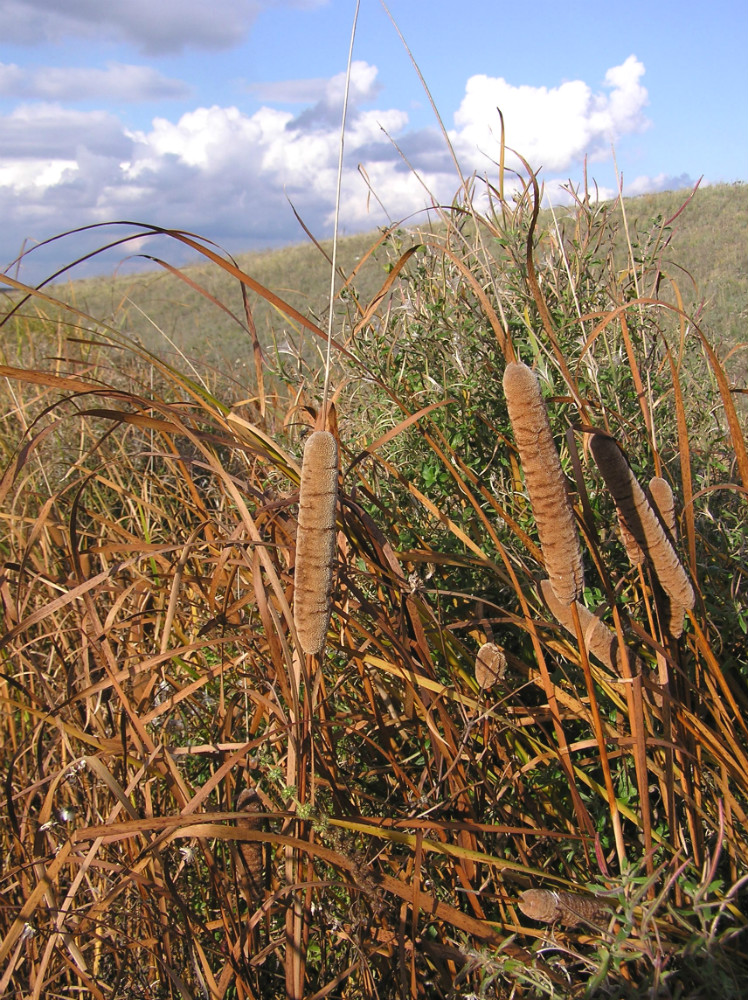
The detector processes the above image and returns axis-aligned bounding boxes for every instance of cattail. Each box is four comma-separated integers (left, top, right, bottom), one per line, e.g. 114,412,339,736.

540,579,643,676
648,476,685,637
589,435,694,610
519,888,611,928
475,642,507,688
649,476,677,540
294,430,338,654
236,787,264,899
503,362,584,605
618,512,645,566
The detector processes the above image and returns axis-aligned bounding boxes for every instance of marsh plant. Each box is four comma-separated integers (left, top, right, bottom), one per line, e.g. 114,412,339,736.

0,149,747,998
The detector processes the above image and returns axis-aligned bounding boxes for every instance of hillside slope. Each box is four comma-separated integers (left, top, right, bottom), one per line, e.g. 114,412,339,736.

21,181,748,368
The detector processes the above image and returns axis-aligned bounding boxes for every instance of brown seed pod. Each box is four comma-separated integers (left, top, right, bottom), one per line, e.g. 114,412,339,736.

475,642,507,688
503,362,584,605
519,888,611,928
294,430,339,654
664,599,687,640
236,787,264,898
649,476,677,540
648,478,685,637
618,512,645,566
589,434,694,610
540,579,643,676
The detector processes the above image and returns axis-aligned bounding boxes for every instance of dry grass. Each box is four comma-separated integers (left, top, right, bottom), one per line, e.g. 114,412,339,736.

0,156,747,999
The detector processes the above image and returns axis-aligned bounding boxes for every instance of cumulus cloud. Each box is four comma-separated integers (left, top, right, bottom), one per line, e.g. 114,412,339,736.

0,62,190,101
1,104,133,161
286,61,383,130
0,0,328,54
451,55,649,171
623,172,697,196
2,57,665,280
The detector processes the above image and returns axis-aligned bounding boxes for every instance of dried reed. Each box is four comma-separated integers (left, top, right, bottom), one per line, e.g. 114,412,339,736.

589,434,694,610
294,430,339,654
475,641,507,688
503,362,584,605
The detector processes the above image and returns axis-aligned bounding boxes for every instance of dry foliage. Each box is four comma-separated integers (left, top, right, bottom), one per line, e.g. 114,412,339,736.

0,163,746,1000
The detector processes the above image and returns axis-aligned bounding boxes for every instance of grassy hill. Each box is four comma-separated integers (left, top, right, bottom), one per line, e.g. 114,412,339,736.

39,181,747,370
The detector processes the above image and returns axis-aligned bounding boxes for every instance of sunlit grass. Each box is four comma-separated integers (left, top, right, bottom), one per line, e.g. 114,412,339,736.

0,161,746,998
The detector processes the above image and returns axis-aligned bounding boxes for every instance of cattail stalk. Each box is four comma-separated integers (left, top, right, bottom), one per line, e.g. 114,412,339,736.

294,430,338,654
589,435,694,610
503,362,584,605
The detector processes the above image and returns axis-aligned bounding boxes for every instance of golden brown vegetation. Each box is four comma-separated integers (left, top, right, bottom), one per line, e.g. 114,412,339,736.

0,166,746,999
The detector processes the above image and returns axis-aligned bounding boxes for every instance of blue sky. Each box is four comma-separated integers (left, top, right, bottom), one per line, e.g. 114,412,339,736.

1,0,745,282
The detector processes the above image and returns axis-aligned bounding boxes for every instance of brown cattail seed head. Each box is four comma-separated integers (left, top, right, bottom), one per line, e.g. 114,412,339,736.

540,579,643,676
649,477,684,637
475,642,507,688
519,887,611,928
294,430,339,654
236,787,264,897
649,476,677,540
503,362,584,605
646,477,685,636
589,435,694,610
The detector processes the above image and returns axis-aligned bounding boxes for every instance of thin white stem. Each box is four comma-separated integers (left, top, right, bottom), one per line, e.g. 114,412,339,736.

323,0,361,420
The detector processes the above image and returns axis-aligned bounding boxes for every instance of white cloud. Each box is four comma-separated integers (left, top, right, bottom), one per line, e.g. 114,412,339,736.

451,55,650,172
623,172,698,196
1,58,675,281
249,77,332,105
286,61,384,130
0,104,133,160
0,61,190,101
0,0,328,54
